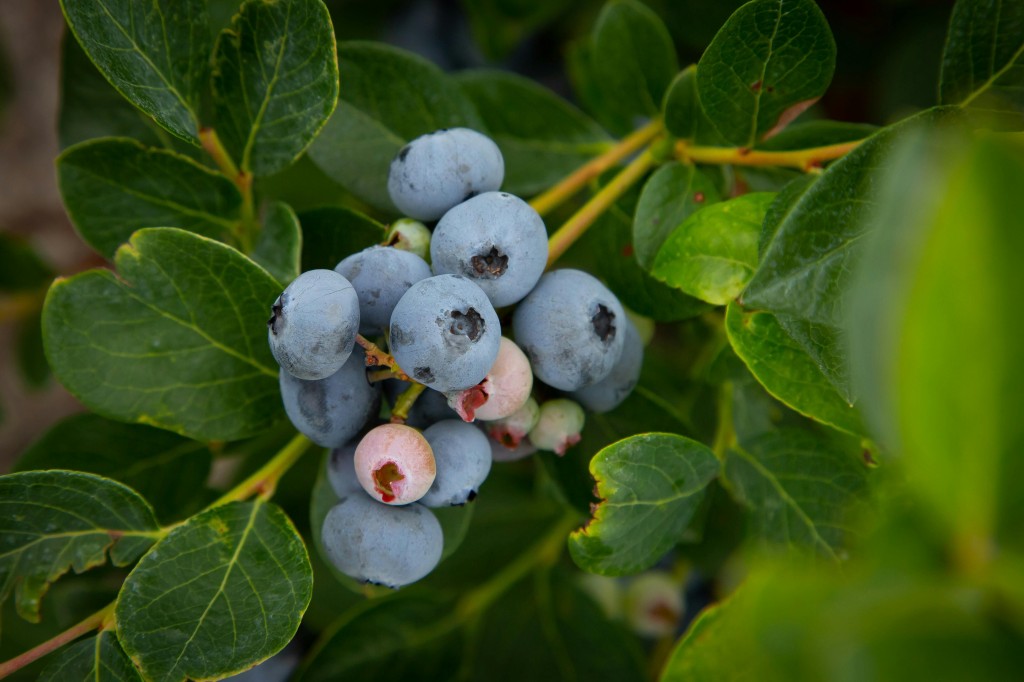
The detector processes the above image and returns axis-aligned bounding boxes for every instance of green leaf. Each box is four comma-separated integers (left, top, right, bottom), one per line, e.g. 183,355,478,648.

295,596,460,681
652,192,774,305
212,0,339,176
42,228,283,442
661,65,728,145
455,69,612,196
940,0,1024,118
724,429,869,557
15,414,212,523
307,42,483,213
57,138,243,258
583,203,710,321
38,631,143,682
848,133,1024,550
251,202,302,285
569,433,719,576
633,161,722,270
0,233,52,292
755,120,878,151
590,0,678,133
16,310,50,388
697,0,836,146
297,206,385,272
58,34,164,150
59,0,211,144
116,500,312,682
741,108,955,328
461,0,576,62
0,470,160,623
774,312,853,402
725,302,865,437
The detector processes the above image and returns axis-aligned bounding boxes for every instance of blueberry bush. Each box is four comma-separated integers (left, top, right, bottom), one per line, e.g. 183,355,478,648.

1,0,1023,679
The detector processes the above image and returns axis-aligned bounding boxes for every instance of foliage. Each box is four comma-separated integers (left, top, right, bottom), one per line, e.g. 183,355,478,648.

1,0,1022,680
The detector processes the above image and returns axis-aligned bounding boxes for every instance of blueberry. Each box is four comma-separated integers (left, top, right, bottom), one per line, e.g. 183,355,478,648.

335,246,432,335
322,495,443,588
486,428,537,463
431,192,548,307
279,347,381,448
326,443,361,499
388,128,504,221
571,318,643,413
512,269,626,391
420,420,492,507
529,398,585,455
625,572,683,638
268,269,360,380
447,337,533,422
354,424,436,505
389,275,501,393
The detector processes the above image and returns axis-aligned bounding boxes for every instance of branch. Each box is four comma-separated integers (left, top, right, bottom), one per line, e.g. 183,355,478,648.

390,382,426,424
355,335,412,382
530,119,663,216
0,601,115,679
676,139,864,172
546,149,657,268
209,432,313,507
199,127,256,253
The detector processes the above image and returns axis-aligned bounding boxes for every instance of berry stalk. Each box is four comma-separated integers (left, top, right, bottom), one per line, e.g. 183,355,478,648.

676,139,865,171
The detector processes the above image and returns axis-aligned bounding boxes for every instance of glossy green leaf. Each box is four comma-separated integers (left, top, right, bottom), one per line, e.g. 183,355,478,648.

569,433,719,576
59,0,211,144
0,470,159,623
15,414,212,523
724,429,869,557
652,193,774,305
755,120,878,151
726,302,865,436
58,34,164,150
307,42,482,213
251,202,302,285
38,631,143,682
16,310,50,388
697,0,836,146
295,596,460,682
741,108,954,327
116,500,312,682
42,228,283,442
57,138,243,258
461,0,576,61
456,69,611,196
940,0,1024,117
590,0,678,133
661,65,728,145
774,312,853,402
212,0,339,176
584,203,710,321
633,161,722,270
297,206,385,272
848,134,1024,550
0,233,52,292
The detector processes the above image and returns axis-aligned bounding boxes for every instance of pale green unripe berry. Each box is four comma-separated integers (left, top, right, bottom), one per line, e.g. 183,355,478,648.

486,396,540,449
386,218,431,260
624,572,683,638
529,398,585,455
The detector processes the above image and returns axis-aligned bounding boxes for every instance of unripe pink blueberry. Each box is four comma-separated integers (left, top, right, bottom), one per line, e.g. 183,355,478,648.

624,572,683,638
354,424,436,505
529,399,585,455
447,337,533,422
486,396,540,449
488,432,537,463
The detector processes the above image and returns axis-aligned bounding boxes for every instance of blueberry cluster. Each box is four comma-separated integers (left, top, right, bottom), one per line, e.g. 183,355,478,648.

266,128,644,587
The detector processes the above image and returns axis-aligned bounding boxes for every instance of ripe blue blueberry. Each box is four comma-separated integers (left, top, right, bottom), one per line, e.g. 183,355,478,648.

430,192,548,307
512,269,626,391
334,246,432,335
420,420,492,507
571,318,643,413
279,347,381,448
326,443,361,499
322,494,443,588
268,269,360,380
388,128,504,221
389,275,501,392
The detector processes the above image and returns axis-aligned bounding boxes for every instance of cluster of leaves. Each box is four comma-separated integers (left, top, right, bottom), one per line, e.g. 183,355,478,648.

0,0,1022,680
